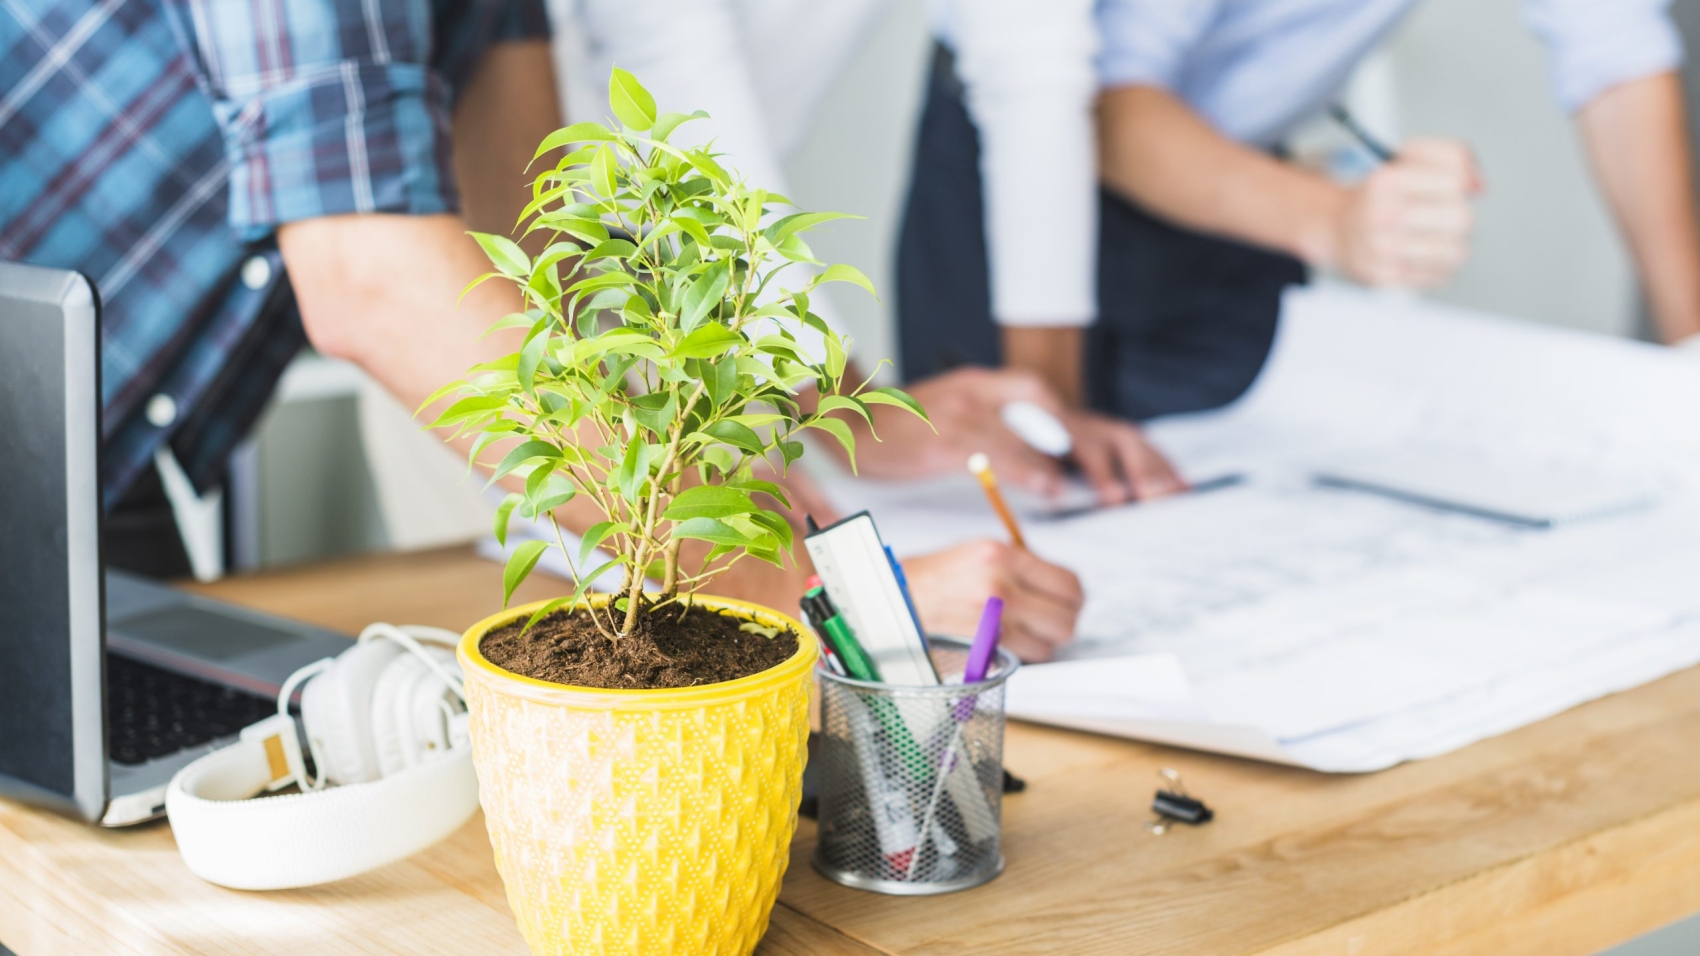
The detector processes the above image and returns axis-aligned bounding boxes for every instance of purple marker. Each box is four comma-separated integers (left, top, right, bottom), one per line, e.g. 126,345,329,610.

955,597,1004,720
964,596,1004,683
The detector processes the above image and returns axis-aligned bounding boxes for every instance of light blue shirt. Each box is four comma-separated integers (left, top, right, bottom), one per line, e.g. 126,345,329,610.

1098,0,1684,146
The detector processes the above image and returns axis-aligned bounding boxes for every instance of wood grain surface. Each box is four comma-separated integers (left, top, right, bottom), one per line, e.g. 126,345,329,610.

2,546,1696,955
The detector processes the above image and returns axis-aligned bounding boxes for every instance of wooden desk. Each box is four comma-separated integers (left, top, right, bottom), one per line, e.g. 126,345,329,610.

4,547,1699,956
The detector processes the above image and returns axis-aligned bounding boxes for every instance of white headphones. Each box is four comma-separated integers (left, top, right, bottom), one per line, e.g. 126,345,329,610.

165,624,480,890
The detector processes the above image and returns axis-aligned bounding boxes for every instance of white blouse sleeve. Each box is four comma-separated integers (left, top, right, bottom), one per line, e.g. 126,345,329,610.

573,0,790,191
571,0,844,359
946,0,1101,327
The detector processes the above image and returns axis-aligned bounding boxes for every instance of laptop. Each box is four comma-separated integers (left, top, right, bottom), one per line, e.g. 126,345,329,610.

0,260,352,826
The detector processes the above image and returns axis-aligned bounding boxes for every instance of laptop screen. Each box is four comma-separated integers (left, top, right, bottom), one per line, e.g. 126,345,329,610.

0,263,105,818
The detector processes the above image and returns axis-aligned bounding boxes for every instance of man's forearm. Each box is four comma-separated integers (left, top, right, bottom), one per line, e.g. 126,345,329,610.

1001,326,1086,408
279,214,612,539
1097,85,1348,267
1578,71,1700,344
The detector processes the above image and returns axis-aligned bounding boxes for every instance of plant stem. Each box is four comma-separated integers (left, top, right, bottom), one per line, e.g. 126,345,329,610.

551,515,614,640
620,561,645,635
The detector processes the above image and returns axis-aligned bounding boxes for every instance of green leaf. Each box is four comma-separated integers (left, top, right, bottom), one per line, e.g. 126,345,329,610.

652,109,708,142
746,508,795,552
458,271,506,303
681,148,730,187
699,445,738,479
671,517,750,549
705,357,738,407
773,233,820,265
591,145,618,198
680,264,731,331
470,232,529,277
577,520,624,565
615,441,663,502
608,66,657,130
520,596,573,635
724,412,787,427
779,440,806,467
630,389,677,436
671,321,742,359
663,485,755,521
414,379,471,417
571,558,626,606
522,470,576,517
726,477,792,509
806,417,856,470
537,213,610,245
824,331,847,381
763,211,856,248
584,238,637,262
704,419,765,455
532,122,618,161
754,334,807,362
424,395,507,430
816,394,872,425
517,331,548,394
502,540,550,608
817,262,877,299
859,386,930,423
670,214,715,251
493,493,523,547
570,270,640,296
489,440,560,484
482,311,543,339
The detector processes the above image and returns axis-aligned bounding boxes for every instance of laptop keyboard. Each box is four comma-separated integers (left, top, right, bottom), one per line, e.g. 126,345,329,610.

106,655,276,766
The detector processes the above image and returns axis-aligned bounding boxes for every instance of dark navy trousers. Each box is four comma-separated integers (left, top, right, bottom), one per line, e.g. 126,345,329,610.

896,48,1308,421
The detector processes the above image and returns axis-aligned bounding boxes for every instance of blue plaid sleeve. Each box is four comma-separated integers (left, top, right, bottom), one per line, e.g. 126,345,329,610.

162,0,462,239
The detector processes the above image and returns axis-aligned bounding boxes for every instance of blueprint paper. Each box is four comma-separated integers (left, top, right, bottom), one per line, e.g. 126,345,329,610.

814,285,1700,772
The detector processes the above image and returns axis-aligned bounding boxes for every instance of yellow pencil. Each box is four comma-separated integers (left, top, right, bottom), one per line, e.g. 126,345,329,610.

967,453,1026,550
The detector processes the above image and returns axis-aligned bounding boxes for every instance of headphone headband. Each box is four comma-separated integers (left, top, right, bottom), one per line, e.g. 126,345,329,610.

165,623,478,890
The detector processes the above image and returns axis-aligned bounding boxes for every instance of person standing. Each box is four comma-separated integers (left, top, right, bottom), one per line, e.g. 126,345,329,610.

2,0,1084,657
569,0,1186,512
899,0,1700,434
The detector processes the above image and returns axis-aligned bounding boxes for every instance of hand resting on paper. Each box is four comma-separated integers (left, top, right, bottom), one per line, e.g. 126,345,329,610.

902,540,1084,663
813,366,1184,506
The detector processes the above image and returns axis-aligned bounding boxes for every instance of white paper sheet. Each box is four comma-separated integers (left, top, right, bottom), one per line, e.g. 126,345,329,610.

816,285,1700,772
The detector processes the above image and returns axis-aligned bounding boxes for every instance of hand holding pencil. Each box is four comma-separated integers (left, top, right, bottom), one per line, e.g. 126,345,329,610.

968,452,1026,550
882,452,1083,662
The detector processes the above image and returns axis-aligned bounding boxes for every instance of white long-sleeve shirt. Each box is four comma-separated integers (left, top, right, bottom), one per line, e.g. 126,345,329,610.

1099,0,1683,147
565,0,1103,330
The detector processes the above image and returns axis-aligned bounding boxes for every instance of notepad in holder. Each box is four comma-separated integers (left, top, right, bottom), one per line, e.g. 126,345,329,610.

804,512,939,686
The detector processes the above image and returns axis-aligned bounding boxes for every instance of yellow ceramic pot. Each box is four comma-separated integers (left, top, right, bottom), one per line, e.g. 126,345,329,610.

459,595,817,956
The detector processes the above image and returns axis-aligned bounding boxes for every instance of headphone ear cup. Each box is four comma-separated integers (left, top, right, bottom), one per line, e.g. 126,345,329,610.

370,647,463,777
302,640,402,785
369,654,423,778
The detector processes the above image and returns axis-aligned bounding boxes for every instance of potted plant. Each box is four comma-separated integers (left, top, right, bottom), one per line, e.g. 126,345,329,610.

434,69,925,956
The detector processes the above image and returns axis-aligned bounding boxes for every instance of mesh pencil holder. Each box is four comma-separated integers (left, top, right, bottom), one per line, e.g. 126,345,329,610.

813,638,1019,895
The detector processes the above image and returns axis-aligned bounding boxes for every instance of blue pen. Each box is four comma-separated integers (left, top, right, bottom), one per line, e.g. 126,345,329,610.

885,545,929,651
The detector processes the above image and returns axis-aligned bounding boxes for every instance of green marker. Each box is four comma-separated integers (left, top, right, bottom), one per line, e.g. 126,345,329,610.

802,577,932,780
801,576,879,682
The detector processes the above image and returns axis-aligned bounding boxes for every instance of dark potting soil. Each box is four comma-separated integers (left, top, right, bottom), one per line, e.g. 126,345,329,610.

480,602,800,690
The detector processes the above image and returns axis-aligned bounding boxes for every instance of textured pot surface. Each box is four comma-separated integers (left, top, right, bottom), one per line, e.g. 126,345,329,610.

459,596,817,956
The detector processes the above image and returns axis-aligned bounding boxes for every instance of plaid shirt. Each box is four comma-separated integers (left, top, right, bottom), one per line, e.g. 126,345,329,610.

0,0,549,507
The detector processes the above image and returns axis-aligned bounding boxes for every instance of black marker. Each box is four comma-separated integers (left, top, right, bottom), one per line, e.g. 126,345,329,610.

1328,103,1395,163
